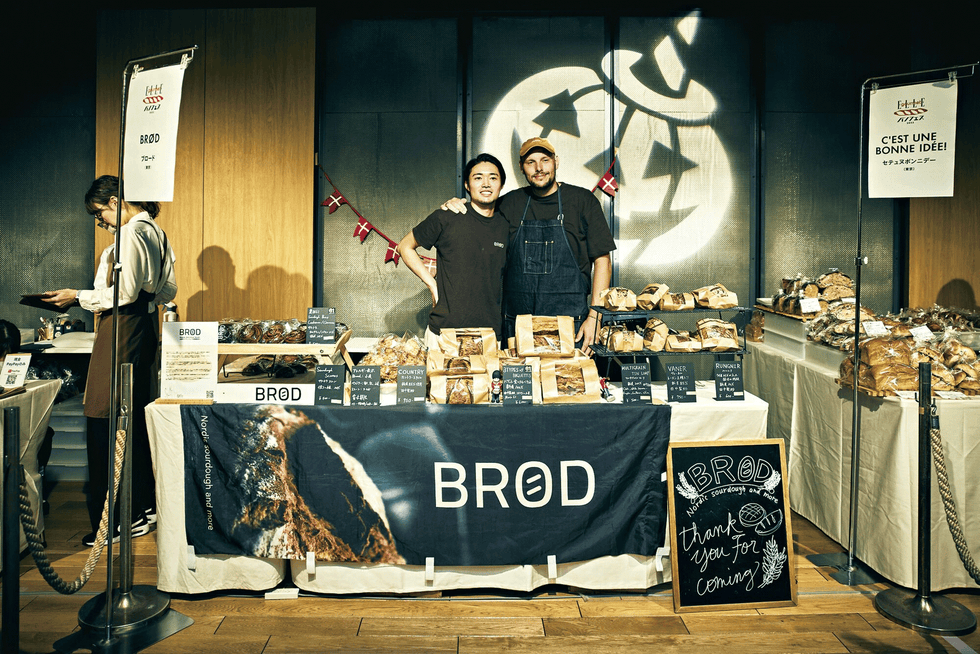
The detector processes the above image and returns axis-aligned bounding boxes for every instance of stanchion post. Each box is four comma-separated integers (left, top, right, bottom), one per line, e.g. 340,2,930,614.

873,362,976,634
3,407,22,654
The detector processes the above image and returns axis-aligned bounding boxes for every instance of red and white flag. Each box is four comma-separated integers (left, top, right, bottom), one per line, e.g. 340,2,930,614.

384,239,400,265
597,171,619,197
322,190,348,214
353,216,373,242
422,256,437,278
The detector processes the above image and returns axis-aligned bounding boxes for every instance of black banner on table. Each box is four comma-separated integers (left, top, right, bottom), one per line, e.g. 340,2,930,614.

666,439,796,612
314,365,345,405
181,403,672,566
621,362,652,404
502,365,533,405
306,307,336,344
396,365,426,404
713,361,744,401
666,363,696,403
349,365,381,406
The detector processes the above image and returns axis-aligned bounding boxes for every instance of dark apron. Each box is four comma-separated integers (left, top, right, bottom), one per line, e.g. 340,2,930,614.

502,187,589,341
83,236,165,419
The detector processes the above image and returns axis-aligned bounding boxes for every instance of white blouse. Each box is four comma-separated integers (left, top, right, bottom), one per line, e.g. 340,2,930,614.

78,212,177,314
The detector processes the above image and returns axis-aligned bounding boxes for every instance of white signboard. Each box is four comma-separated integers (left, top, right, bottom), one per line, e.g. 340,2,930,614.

123,63,187,201
868,80,957,198
161,322,217,401
2,354,31,390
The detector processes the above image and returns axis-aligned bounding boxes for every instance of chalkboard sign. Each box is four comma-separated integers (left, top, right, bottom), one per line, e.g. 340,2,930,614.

502,365,533,405
349,365,381,406
621,362,652,404
314,364,345,405
306,307,337,344
665,363,696,403
396,365,426,404
713,361,744,401
667,439,796,612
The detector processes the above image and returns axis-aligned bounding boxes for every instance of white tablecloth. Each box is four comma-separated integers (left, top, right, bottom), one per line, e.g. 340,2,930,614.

146,385,769,595
745,340,980,591
0,379,61,569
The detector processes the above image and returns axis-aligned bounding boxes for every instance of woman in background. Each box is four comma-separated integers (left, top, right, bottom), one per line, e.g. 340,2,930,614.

44,175,176,546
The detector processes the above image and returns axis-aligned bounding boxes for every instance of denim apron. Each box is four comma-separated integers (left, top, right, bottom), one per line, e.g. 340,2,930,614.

502,186,589,341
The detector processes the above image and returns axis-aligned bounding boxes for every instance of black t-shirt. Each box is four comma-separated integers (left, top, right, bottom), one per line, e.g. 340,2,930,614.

412,208,509,337
496,183,616,281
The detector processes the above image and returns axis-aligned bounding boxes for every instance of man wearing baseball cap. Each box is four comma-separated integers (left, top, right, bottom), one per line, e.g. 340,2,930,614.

443,136,615,353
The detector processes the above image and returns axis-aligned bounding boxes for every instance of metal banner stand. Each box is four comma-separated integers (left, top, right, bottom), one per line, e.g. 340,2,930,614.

874,363,976,634
3,407,23,654
807,62,976,587
54,45,197,654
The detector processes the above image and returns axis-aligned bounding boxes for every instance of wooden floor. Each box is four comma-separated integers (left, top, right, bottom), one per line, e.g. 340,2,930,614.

8,481,980,653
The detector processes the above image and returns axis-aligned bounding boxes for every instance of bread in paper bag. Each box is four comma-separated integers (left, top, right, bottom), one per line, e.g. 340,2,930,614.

515,315,575,357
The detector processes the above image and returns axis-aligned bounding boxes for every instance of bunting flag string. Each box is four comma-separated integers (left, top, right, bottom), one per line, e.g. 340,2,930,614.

321,156,615,273
319,165,428,271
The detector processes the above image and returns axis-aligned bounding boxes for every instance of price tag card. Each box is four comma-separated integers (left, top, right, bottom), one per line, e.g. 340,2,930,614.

502,365,533,405
314,364,345,405
396,365,426,404
799,297,821,314
936,390,968,400
910,325,935,341
621,362,651,404
666,362,696,403
306,307,337,344
713,361,745,401
862,320,889,337
895,390,917,400
349,365,381,406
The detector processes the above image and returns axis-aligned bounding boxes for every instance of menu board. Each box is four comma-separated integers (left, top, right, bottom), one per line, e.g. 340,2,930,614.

621,362,651,404
349,365,381,406
667,439,796,612
713,361,745,401
502,365,533,405
306,307,336,344
314,364,345,405
396,365,426,404
666,362,696,403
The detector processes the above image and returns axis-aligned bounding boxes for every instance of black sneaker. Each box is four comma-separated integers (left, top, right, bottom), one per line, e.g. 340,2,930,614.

82,515,153,547
144,507,157,525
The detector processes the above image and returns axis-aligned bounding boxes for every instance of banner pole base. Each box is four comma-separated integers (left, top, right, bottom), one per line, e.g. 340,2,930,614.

806,552,879,586
875,588,976,636
54,586,193,653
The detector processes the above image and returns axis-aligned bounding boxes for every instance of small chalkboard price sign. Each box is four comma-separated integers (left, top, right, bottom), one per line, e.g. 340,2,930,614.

349,365,381,406
306,307,337,344
713,361,744,401
621,362,651,404
666,363,696,403
396,365,426,404
314,364,345,405
502,365,533,405
667,439,796,612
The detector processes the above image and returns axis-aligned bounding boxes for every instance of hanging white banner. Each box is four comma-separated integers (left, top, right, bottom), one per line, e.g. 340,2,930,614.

868,80,957,198
122,63,187,202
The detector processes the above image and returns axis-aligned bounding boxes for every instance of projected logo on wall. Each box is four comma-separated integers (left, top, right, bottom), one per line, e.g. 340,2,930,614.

483,11,731,266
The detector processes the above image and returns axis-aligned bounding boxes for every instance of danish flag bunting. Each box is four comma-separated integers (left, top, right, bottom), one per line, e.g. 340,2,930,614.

384,239,400,265
597,171,619,198
354,217,374,242
422,256,437,278
322,190,348,214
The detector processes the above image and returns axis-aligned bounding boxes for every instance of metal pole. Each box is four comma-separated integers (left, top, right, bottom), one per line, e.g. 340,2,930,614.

3,407,22,654
874,364,976,633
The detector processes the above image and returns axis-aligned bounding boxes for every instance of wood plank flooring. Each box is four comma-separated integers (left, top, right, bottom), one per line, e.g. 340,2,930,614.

7,481,980,653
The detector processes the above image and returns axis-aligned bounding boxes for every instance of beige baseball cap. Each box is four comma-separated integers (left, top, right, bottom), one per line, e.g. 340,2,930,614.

518,136,556,160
